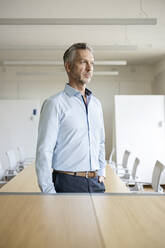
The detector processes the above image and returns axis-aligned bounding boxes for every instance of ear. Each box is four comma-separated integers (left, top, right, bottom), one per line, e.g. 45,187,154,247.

65,62,72,73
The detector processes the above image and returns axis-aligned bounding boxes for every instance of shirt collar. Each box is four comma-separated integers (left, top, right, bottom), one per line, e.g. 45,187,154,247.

64,83,92,97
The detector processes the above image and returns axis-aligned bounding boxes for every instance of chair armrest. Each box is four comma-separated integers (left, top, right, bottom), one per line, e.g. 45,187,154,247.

5,169,18,176
158,186,164,193
0,180,7,184
120,173,130,180
116,168,129,175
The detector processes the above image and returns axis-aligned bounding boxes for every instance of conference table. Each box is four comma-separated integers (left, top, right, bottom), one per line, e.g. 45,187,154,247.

0,164,129,193
0,165,165,248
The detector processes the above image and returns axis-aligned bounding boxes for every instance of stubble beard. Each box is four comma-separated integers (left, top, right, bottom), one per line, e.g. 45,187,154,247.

69,68,93,85
77,73,93,85
79,77,91,85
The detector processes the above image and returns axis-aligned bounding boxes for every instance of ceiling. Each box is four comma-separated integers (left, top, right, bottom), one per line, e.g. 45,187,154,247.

0,0,165,65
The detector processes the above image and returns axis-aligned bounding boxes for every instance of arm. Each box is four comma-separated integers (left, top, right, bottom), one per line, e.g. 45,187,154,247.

97,104,106,180
35,99,59,193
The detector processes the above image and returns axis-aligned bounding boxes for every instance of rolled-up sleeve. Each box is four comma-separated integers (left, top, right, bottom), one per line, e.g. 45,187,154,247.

36,99,59,193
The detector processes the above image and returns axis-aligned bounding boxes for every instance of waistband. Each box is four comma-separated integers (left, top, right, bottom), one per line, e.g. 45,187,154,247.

53,170,98,178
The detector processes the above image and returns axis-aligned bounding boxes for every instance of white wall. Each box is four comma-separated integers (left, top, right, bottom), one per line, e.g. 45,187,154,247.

0,65,154,160
152,58,165,94
0,100,40,169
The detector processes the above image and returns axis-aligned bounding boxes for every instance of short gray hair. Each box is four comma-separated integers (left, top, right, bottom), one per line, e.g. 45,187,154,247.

63,43,93,64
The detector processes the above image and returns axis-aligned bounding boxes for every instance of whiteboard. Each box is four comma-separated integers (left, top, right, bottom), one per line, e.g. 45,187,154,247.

0,100,40,169
115,95,165,183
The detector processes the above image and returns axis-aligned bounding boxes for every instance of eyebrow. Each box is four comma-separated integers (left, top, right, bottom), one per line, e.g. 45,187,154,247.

78,58,94,62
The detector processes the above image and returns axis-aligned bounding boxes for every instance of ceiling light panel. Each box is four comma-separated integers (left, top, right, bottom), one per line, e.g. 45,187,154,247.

0,18,157,25
3,60,127,66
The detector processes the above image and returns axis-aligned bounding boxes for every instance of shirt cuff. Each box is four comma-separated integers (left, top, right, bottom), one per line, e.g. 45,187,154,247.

48,188,57,194
97,167,106,177
39,185,56,194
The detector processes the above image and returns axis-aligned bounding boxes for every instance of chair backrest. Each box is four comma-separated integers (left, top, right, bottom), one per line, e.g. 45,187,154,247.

121,150,131,169
109,148,115,164
6,150,17,170
0,160,5,180
151,160,165,192
17,146,25,163
131,157,140,180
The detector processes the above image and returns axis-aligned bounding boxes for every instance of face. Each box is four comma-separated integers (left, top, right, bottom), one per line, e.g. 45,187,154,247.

66,49,94,85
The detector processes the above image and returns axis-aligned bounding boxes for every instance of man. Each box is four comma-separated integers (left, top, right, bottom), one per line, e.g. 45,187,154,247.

36,43,106,193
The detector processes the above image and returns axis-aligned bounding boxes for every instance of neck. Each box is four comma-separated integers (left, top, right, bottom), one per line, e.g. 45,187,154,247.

68,81,86,97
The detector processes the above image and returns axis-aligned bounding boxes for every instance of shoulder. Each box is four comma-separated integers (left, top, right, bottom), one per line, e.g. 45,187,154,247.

46,91,65,103
42,91,66,106
41,91,65,113
91,94,102,107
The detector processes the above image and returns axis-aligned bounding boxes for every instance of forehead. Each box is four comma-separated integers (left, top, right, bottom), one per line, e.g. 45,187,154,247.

75,49,94,61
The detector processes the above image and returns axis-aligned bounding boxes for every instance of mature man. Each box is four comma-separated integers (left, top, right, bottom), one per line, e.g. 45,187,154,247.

36,43,106,193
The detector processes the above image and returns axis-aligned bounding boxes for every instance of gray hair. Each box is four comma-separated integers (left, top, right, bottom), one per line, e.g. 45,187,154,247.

63,43,93,64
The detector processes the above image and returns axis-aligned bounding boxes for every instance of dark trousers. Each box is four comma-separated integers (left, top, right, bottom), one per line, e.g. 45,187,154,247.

52,172,105,193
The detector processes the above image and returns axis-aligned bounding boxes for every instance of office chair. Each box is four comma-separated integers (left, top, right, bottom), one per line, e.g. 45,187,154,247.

108,147,116,169
17,146,35,167
0,161,7,186
131,160,165,193
6,150,22,175
120,157,140,186
0,157,14,183
115,150,131,177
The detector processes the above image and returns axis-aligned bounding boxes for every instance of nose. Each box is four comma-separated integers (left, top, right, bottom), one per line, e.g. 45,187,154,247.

86,62,93,72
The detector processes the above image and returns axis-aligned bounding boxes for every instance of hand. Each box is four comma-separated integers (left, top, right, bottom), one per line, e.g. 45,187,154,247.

98,176,105,183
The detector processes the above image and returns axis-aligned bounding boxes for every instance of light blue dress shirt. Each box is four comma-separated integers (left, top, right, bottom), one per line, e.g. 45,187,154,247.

36,84,106,193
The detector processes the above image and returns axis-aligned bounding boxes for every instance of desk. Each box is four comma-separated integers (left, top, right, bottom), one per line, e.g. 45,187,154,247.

0,167,164,247
104,166,130,193
0,165,40,192
92,194,165,248
0,193,165,248
0,194,102,248
0,165,129,193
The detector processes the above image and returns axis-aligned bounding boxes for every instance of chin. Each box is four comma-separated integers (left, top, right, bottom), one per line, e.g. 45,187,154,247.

79,80,87,85
86,79,92,84
82,78,92,84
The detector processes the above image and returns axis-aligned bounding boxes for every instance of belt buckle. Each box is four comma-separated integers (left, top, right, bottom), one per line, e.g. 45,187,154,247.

85,171,88,178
